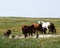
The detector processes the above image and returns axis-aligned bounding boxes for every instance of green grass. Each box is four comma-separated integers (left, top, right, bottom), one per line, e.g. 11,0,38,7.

0,37,60,48
0,17,60,36
0,17,60,48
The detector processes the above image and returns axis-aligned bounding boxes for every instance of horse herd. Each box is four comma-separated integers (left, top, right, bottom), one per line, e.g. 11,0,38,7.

4,21,56,38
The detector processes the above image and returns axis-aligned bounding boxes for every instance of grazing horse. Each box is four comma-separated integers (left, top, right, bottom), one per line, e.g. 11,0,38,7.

4,30,11,37
38,21,56,34
22,25,36,38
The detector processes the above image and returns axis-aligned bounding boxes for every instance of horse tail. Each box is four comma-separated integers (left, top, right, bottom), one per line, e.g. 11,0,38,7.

53,24,56,34
51,23,56,34
54,28,56,34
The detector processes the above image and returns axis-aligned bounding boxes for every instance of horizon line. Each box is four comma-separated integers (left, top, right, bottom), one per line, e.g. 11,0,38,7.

0,16,60,18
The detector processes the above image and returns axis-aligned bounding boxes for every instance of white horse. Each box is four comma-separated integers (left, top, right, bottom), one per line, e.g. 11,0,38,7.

38,21,50,30
38,21,56,34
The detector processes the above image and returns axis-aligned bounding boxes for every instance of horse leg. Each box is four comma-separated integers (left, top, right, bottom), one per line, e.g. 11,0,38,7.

55,29,56,34
54,28,56,34
48,28,52,34
44,30,46,34
29,33,30,36
33,30,36,35
43,28,46,34
25,34,27,38
36,34,39,38
40,30,43,34
31,32,33,37
51,29,54,34
36,30,39,38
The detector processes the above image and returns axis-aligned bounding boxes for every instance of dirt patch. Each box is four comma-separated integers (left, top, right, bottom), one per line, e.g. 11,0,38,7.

8,34,60,39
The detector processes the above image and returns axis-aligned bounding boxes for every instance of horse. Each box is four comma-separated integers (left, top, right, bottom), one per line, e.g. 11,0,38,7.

48,23,56,34
22,25,36,38
38,21,56,34
32,23,46,34
4,30,11,37
32,23,48,38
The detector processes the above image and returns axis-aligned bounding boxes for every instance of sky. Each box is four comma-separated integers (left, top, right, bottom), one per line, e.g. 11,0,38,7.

0,0,60,18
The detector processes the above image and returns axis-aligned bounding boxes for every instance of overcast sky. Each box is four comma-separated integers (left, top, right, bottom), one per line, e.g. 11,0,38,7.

0,0,60,18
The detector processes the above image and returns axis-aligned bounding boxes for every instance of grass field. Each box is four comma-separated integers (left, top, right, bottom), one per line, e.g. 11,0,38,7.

0,17,60,36
0,17,60,48
0,37,60,48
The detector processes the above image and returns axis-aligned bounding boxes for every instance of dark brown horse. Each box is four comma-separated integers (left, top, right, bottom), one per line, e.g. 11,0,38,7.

48,23,56,34
22,25,36,38
4,30,11,37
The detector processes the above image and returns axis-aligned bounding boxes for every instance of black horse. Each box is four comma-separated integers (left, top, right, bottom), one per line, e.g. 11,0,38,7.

22,25,36,38
48,23,56,34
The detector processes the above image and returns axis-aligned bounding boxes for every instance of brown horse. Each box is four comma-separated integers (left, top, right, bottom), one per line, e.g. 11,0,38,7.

48,23,56,34
32,23,47,38
32,23,46,34
4,30,11,37
22,25,36,38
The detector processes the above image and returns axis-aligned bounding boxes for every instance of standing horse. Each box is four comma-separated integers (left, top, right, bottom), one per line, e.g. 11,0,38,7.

4,30,11,37
38,21,56,34
32,23,44,37
22,25,36,38
32,23,46,38
48,23,56,34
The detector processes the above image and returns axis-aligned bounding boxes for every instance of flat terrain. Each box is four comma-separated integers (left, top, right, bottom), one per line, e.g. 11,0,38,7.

0,17,60,36
8,34,60,39
0,17,60,48
0,37,60,48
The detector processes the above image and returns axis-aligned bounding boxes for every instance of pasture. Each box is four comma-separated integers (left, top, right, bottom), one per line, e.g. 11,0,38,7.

0,37,60,48
0,17,60,48
0,17,60,36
